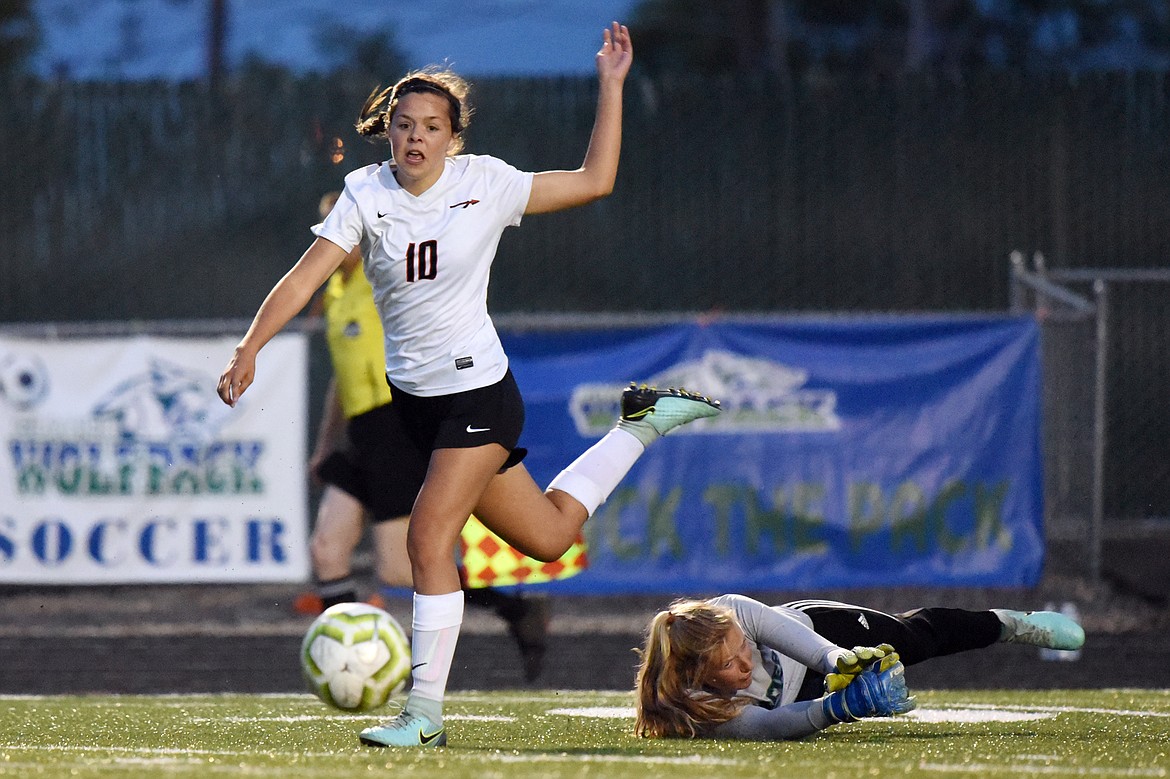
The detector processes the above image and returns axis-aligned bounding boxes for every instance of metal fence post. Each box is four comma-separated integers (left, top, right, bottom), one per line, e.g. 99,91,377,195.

1090,279,1109,584
1009,251,1026,313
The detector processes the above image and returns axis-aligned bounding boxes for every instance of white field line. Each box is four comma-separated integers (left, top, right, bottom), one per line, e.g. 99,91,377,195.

543,702,1170,722
3,692,1166,719
181,703,1167,727
0,758,333,777
0,742,747,768
947,702,1170,718
903,708,1056,723
0,756,301,774
481,752,744,767
0,692,631,705
0,745,343,758
1,755,1161,778
190,713,516,723
3,736,1168,775
450,691,633,702
4,693,1167,721
547,706,634,718
916,761,1167,777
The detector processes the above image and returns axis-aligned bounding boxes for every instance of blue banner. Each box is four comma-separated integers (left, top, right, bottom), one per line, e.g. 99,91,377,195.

502,315,1044,593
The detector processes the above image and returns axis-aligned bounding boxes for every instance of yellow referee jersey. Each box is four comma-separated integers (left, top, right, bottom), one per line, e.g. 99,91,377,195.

322,266,392,419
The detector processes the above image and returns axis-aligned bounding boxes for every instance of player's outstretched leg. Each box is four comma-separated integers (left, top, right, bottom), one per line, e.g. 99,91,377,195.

546,382,722,528
992,609,1085,651
359,708,447,748
617,383,721,447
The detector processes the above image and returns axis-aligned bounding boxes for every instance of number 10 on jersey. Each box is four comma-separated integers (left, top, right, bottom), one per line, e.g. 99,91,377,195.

405,241,437,282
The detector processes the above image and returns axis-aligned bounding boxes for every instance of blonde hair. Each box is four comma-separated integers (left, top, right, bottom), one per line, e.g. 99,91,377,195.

355,67,473,155
633,599,751,738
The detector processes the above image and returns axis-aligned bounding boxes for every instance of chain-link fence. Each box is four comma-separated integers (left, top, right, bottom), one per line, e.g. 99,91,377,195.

3,71,1169,322
1011,255,1170,579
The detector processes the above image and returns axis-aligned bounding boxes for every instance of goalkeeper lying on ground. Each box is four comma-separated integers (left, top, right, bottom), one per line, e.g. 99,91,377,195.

633,594,1085,740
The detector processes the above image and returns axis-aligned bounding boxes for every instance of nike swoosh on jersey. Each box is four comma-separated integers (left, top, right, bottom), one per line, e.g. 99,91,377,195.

377,210,389,218
466,425,491,433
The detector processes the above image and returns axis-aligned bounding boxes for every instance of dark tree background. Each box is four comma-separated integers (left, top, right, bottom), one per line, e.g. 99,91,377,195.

629,0,1170,80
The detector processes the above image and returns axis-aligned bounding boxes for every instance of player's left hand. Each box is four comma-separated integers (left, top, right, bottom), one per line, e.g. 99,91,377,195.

596,22,632,82
825,644,898,693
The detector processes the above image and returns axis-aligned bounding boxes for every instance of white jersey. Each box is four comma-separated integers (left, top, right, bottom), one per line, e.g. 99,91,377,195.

314,154,534,396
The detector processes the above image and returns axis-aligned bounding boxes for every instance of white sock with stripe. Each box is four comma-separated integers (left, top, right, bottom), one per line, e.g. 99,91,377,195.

405,590,464,724
546,427,644,516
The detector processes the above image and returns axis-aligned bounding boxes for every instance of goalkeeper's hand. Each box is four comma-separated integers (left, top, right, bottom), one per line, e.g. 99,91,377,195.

824,644,898,693
821,657,917,724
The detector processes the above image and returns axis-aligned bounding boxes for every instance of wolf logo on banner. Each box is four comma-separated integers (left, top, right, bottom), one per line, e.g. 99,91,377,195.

92,358,218,444
569,350,840,437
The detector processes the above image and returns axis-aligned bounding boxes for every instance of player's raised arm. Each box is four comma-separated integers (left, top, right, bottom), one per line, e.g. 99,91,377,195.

525,22,633,215
217,237,348,406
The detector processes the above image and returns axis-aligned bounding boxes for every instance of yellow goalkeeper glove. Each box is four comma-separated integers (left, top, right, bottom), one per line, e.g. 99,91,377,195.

825,644,899,693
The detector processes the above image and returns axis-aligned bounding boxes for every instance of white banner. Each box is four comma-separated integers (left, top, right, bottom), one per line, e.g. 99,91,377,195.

0,334,310,583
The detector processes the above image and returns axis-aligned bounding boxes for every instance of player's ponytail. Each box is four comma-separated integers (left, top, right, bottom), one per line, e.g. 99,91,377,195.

355,85,394,139
633,600,750,738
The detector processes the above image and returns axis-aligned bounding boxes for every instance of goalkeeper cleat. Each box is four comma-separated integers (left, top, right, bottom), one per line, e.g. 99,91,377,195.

618,383,721,447
992,609,1085,651
359,710,447,748
822,658,917,724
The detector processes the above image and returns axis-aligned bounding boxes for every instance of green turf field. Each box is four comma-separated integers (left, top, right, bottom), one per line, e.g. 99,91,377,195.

1,689,1167,778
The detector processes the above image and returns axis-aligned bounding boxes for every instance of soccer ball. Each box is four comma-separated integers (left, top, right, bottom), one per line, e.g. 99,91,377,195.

300,602,412,711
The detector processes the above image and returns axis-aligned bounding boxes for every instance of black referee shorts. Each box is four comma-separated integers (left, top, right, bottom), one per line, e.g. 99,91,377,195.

315,401,429,522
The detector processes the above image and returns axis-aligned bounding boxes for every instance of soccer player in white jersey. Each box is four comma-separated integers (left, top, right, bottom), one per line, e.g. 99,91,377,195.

634,594,1085,740
217,23,721,748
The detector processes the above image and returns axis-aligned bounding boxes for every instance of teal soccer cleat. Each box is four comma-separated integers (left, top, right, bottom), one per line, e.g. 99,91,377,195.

359,710,447,748
617,383,721,446
992,609,1086,651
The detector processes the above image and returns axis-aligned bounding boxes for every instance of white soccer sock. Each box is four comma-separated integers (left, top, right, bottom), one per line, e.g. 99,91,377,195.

546,427,645,516
406,590,464,722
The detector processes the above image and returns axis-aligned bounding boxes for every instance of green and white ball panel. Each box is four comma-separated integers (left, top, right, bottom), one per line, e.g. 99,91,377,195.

300,602,411,711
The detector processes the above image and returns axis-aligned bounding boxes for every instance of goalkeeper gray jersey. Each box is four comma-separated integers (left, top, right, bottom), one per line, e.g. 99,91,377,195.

705,594,842,740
